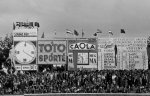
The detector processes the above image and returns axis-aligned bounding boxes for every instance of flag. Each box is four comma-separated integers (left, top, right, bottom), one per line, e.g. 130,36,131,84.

82,29,84,38
74,30,79,36
93,33,97,36
41,32,44,38
109,31,113,35
97,29,102,33
35,22,40,27
121,29,125,34
66,29,73,34
13,23,15,30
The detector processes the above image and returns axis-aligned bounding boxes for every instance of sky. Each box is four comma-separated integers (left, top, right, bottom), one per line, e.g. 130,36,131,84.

0,0,150,39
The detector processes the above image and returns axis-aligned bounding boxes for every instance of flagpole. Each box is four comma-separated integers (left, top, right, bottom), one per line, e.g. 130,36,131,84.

82,29,84,38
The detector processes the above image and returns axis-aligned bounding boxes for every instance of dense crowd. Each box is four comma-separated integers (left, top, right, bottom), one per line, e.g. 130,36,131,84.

1,69,150,95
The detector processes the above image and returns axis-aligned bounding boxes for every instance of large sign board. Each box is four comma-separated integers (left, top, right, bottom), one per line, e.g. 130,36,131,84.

98,37,148,70
68,38,97,70
38,40,66,65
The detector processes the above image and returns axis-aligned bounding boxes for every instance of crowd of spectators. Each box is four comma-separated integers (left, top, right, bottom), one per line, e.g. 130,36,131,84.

1,69,150,95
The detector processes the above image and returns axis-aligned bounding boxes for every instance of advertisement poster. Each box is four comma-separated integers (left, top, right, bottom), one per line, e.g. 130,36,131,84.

89,53,97,65
77,53,88,64
68,52,74,69
89,53,97,68
38,40,66,65
103,52,116,69
98,37,148,70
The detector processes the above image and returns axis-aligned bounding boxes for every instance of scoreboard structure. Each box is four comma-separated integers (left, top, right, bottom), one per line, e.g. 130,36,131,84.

13,21,39,71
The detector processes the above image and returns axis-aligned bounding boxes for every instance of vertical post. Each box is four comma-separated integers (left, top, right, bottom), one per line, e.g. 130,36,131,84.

36,23,39,72
96,37,98,70
66,37,68,71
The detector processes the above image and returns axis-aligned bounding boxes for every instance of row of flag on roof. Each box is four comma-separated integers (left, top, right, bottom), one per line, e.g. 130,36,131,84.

41,29,126,38
93,29,125,36
66,29,84,37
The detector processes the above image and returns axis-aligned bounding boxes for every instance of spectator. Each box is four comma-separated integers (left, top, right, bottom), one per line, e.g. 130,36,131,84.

1,69,150,94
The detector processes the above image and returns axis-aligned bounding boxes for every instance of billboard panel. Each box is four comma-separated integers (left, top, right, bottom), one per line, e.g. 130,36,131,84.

98,37,148,70
38,40,66,65
68,38,97,70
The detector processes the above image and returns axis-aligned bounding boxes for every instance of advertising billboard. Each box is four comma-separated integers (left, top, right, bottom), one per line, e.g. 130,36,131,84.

38,40,66,65
98,37,148,70
68,38,97,70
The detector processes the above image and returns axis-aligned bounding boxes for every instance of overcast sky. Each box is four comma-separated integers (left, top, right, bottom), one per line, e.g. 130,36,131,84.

0,0,150,39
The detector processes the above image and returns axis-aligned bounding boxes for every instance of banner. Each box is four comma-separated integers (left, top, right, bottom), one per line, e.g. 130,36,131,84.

38,40,66,64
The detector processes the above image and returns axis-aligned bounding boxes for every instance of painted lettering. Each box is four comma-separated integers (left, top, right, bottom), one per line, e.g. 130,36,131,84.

69,42,96,50
58,44,65,52
38,53,66,63
39,44,44,52
44,44,52,52
38,42,66,53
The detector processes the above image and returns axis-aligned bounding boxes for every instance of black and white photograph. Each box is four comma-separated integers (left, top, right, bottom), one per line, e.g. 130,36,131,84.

0,0,150,96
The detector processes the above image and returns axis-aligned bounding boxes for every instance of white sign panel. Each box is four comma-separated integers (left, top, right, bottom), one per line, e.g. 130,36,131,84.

13,29,37,41
98,37,148,70
38,40,66,64
15,65,22,70
69,42,96,50
13,29,37,37
22,65,31,70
